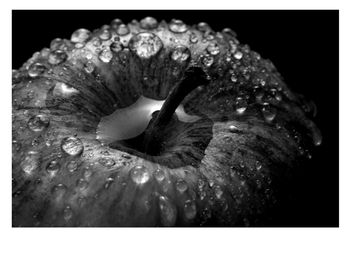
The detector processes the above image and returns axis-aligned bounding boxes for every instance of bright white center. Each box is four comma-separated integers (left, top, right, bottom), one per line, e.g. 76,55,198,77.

53,82,79,97
96,96,201,144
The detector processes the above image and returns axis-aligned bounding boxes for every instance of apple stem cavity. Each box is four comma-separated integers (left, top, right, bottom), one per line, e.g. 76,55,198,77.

142,67,209,154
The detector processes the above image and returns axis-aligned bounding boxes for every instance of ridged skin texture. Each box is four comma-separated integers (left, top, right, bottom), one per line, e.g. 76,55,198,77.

12,17,321,226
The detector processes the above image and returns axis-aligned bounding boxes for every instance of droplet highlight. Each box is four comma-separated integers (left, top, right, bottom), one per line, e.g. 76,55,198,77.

169,19,188,33
171,45,191,63
67,160,79,172
28,63,46,77
129,32,163,59
235,97,248,114
207,43,220,56
48,50,67,65
130,165,151,185
71,28,91,43
61,137,84,156
28,115,50,132
116,24,130,36
46,160,60,176
140,17,158,29
99,49,113,63
20,151,40,175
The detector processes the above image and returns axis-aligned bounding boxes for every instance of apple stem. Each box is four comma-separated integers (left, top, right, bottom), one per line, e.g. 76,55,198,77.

143,67,209,154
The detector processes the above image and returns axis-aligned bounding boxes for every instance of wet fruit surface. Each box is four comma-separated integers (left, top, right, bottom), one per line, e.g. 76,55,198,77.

11,12,336,227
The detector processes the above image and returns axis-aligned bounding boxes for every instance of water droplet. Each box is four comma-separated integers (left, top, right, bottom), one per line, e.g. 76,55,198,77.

71,28,91,43
53,82,79,97
52,183,67,195
235,97,247,114
76,178,88,190
75,42,85,49
104,177,115,189
207,43,220,56
228,124,239,133
21,151,40,175
223,28,237,38
48,50,67,65
46,160,60,176
204,31,215,41
208,179,215,188
111,18,123,29
311,123,322,146
110,41,123,53
154,169,165,182
84,61,95,73
190,32,198,43
99,29,111,40
214,185,223,199
67,160,78,172
262,105,276,122
231,74,238,83
255,160,262,171
202,55,214,67
86,53,93,60
169,19,188,33
198,22,211,32
98,157,116,168
28,115,50,132
140,17,158,29
61,137,84,156
275,92,283,102
130,165,151,185
234,51,243,60
171,45,191,63
116,24,130,36
175,179,188,193
45,138,54,147
50,38,66,50
92,37,102,47
28,63,46,77
129,32,163,59
184,200,197,220
98,49,113,63
63,206,73,221
159,196,177,226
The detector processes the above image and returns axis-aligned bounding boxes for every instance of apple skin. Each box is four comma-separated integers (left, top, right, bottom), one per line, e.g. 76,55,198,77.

12,17,321,227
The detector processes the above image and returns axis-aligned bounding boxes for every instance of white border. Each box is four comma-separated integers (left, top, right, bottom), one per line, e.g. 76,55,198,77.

1,1,349,259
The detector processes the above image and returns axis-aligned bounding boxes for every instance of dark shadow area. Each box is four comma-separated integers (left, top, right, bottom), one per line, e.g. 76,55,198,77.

109,114,214,169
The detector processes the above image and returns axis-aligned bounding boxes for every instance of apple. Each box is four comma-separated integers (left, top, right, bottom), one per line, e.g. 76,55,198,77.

12,16,322,227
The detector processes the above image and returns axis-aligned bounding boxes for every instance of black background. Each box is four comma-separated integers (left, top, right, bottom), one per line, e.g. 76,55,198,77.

12,10,339,227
